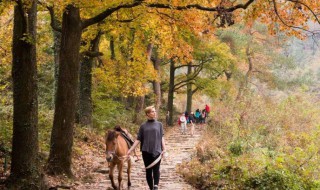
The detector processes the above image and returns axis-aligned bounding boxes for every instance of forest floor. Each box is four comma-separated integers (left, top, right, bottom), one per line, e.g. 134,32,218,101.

46,124,206,190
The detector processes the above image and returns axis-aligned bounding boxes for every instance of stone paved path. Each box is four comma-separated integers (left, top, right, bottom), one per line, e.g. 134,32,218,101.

76,125,205,190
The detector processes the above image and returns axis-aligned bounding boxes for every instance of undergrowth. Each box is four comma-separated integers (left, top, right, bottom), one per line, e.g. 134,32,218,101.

178,93,320,189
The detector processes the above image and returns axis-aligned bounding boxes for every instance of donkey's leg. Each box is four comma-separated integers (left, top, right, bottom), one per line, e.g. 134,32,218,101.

109,163,118,189
117,163,124,190
127,159,132,187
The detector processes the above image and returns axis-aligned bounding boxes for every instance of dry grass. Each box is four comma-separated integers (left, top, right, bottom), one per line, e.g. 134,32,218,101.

178,92,320,189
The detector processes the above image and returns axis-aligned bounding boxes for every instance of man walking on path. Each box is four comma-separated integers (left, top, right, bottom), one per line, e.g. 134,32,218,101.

127,106,166,190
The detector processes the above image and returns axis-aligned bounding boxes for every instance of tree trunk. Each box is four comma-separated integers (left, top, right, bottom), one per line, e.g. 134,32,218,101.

151,51,161,114
110,36,115,60
53,27,61,108
186,62,193,113
78,56,93,126
79,32,102,127
236,44,252,101
167,60,175,126
132,96,145,124
7,1,45,189
153,64,161,113
110,36,124,102
47,5,82,176
126,96,135,110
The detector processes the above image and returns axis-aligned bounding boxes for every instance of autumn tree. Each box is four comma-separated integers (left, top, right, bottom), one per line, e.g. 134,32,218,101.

6,0,45,189
45,1,145,176
45,0,320,175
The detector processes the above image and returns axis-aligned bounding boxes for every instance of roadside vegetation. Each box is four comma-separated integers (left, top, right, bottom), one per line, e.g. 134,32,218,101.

178,93,320,189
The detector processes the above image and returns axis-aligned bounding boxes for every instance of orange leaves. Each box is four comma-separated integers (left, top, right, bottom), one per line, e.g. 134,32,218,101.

244,0,319,39
179,9,214,35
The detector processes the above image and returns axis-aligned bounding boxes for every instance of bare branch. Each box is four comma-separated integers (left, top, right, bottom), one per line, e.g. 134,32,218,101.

37,0,62,32
173,60,205,90
47,6,62,32
286,0,320,24
192,87,199,94
115,18,135,23
81,0,255,29
81,51,103,58
175,63,201,69
310,34,320,48
155,9,177,22
82,1,143,29
146,0,255,12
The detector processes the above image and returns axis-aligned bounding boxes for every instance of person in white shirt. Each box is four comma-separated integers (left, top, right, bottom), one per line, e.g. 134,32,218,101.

179,113,187,135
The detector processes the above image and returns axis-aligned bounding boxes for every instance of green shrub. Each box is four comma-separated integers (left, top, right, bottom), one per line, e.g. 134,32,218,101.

229,141,243,156
243,170,320,190
92,94,140,133
38,109,54,153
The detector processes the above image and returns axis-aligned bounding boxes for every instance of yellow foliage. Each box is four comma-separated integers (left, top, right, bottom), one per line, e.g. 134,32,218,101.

0,4,13,66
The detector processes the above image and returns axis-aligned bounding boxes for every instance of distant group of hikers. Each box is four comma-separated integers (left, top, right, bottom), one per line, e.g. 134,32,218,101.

178,104,210,136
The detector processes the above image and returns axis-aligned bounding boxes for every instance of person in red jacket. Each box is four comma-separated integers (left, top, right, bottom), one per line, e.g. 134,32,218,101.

205,104,210,117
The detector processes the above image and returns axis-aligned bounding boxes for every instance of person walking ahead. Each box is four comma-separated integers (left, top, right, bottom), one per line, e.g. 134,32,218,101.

195,109,201,123
179,113,187,135
127,106,166,190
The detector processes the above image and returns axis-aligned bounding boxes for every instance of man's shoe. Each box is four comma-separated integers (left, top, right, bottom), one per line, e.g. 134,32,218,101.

153,185,158,190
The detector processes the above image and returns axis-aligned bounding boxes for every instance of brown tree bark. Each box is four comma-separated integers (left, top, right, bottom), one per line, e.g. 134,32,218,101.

167,60,176,126
79,32,102,127
110,36,115,60
48,6,62,108
132,96,145,124
186,62,193,113
47,5,82,176
149,45,162,114
125,96,135,110
53,30,61,107
7,1,45,189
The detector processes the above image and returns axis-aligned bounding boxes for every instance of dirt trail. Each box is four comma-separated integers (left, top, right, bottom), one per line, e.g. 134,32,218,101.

74,125,205,190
